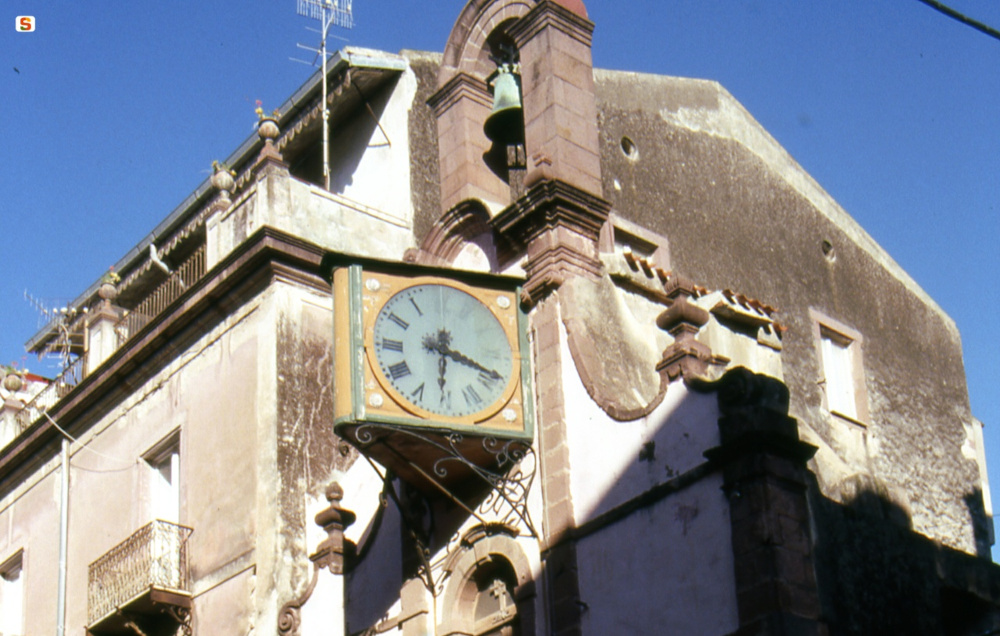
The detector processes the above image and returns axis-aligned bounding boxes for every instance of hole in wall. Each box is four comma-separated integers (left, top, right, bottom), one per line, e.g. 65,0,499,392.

620,136,638,160
822,239,836,262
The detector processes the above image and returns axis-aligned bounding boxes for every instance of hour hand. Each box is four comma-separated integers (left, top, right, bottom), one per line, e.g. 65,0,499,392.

423,332,449,391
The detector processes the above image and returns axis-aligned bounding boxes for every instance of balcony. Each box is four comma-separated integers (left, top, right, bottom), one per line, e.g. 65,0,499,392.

2,247,207,456
12,356,84,435
87,520,194,636
116,246,206,347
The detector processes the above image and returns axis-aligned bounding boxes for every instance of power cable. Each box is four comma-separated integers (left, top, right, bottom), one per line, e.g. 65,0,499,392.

915,0,1000,42
43,411,136,472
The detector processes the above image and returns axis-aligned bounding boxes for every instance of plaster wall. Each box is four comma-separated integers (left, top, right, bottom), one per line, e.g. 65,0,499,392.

402,51,443,244
272,281,363,620
555,296,739,633
208,173,414,271
207,67,421,270
331,66,420,225
0,286,279,634
575,475,738,635
0,463,61,635
288,181,414,259
561,328,720,524
342,467,404,633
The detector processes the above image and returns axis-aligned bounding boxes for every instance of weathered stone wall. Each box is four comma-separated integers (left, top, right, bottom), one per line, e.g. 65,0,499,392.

274,282,359,610
812,482,1000,634
594,70,983,554
404,51,444,243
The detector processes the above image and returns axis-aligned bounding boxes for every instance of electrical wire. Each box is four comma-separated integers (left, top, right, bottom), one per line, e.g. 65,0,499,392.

915,0,1000,42
42,411,136,472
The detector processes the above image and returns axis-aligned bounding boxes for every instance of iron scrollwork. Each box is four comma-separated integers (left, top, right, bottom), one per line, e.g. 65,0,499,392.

349,425,537,538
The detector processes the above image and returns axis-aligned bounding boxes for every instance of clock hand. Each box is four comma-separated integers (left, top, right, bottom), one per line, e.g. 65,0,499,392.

438,355,447,393
440,346,502,380
422,329,500,380
422,332,450,394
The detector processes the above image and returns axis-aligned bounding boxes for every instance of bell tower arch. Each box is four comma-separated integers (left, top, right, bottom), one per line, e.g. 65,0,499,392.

429,1,536,213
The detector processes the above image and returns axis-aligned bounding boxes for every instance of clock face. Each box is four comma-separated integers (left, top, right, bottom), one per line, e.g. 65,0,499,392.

370,283,515,419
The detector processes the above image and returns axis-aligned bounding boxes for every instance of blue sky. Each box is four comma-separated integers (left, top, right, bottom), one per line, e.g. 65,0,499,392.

3,1,998,552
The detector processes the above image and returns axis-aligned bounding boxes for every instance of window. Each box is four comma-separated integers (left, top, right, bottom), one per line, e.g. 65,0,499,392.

811,310,868,424
144,433,180,524
0,551,23,636
821,329,856,418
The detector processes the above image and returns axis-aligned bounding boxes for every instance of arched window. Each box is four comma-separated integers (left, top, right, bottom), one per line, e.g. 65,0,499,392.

438,530,533,636
468,562,520,636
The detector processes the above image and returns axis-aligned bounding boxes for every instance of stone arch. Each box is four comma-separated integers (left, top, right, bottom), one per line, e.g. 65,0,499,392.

440,0,535,84
439,527,535,636
413,199,500,272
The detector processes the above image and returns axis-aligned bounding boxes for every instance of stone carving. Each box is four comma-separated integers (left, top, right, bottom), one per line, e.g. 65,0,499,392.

277,482,356,636
655,274,720,381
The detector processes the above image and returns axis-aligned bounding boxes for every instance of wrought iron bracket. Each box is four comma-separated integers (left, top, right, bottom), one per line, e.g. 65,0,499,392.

277,563,320,636
166,606,193,636
350,425,538,539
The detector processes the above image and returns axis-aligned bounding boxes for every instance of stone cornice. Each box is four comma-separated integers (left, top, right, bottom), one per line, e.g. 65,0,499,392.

426,72,493,117
508,0,595,49
492,178,610,241
0,228,330,495
492,178,610,305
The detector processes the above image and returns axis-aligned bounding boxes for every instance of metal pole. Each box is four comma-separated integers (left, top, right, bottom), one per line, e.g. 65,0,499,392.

56,436,69,636
321,6,331,190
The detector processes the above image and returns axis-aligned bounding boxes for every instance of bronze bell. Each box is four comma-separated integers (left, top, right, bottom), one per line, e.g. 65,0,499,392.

484,63,526,181
484,63,525,147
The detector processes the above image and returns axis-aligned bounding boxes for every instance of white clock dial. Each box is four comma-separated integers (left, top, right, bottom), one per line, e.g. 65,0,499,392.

371,283,514,419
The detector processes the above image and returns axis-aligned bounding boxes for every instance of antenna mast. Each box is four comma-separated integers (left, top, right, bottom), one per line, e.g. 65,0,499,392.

296,0,354,190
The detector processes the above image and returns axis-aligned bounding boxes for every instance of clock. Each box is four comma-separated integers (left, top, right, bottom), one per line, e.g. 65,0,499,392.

333,265,532,440
369,282,516,420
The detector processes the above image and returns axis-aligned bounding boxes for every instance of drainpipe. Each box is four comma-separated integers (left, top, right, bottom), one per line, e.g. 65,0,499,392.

56,436,69,636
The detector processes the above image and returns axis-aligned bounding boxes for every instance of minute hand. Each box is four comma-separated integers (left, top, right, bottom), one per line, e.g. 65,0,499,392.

439,345,502,380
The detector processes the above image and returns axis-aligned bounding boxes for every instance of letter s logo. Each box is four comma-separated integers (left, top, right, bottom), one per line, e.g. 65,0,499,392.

17,16,36,32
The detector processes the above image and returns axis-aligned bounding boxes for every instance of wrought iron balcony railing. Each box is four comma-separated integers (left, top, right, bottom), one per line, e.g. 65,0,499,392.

116,246,206,348
13,355,84,433
87,520,194,628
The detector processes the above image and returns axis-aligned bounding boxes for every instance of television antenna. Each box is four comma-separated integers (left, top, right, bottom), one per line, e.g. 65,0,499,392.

23,291,85,371
294,0,354,190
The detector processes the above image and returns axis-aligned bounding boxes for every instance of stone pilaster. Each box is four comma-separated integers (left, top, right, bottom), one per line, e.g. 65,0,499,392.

427,72,511,212
704,368,826,636
509,1,602,196
85,302,122,375
492,178,610,305
531,298,583,636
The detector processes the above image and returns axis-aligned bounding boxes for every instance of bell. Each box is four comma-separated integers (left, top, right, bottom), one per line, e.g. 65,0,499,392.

484,64,525,147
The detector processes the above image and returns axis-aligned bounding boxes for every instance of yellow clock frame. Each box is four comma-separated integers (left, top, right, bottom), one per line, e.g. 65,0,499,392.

333,263,533,442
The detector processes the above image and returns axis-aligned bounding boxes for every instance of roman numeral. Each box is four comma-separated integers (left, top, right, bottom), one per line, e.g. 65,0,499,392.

381,339,404,353
478,370,500,388
410,382,425,402
388,361,411,380
410,298,423,316
462,384,483,407
387,313,409,330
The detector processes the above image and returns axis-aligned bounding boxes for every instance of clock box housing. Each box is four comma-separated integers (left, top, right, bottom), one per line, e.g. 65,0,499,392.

332,263,534,493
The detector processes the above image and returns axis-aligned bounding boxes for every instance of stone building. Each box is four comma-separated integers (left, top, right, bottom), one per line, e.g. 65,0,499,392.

0,1,997,634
